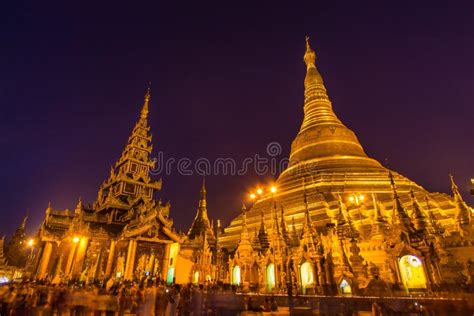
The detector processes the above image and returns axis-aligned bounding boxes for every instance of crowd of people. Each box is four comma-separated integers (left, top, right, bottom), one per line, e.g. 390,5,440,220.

0,279,267,315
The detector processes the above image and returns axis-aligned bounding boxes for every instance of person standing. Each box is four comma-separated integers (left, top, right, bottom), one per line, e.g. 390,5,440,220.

164,285,180,316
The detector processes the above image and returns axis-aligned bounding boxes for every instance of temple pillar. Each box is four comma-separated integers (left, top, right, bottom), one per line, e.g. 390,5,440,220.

162,243,171,281
105,240,116,277
36,241,53,280
71,237,89,279
65,242,78,278
124,239,137,281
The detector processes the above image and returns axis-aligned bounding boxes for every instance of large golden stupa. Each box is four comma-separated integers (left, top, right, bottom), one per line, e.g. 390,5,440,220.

220,37,465,249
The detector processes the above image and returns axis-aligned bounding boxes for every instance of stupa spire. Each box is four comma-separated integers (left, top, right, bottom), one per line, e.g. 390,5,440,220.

285,36,380,171
240,202,250,241
450,174,472,226
199,176,207,208
389,171,410,223
236,202,253,254
258,211,270,251
187,178,214,242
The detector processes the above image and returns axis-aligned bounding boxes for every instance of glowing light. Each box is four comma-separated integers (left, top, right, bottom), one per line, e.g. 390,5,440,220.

266,263,275,292
340,279,352,294
399,255,427,289
270,186,277,193
0,277,9,284
257,188,263,195
249,193,256,200
27,239,34,247
359,195,364,201
72,237,80,243
193,271,199,285
232,266,241,285
349,196,355,202
300,262,314,294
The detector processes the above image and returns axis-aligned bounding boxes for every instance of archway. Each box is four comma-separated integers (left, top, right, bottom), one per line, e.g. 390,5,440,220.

398,255,427,290
232,265,241,285
299,262,314,294
266,263,276,292
340,279,352,294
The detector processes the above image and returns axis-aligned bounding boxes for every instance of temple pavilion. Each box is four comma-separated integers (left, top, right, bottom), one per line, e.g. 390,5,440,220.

32,89,184,284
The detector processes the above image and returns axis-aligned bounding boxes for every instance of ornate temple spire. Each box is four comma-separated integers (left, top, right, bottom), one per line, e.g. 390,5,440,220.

20,214,28,230
258,211,270,251
74,197,83,215
251,227,262,252
199,177,207,209
5,217,28,267
336,198,358,240
95,86,162,211
449,174,472,226
239,202,250,243
425,196,444,235
280,205,290,243
410,190,428,232
370,193,389,238
389,171,411,224
236,202,253,254
187,178,215,242
290,216,300,247
269,202,287,254
300,187,317,254
271,201,280,235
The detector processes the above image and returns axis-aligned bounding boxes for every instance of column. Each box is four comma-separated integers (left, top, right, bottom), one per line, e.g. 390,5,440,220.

161,243,171,281
124,240,137,281
71,237,89,279
65,242,78,278
36,242,53,279
105,240,116,277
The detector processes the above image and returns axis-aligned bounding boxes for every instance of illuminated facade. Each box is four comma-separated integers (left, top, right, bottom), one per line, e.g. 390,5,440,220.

32,89,184,284
29,38,474,297
221,37,474,295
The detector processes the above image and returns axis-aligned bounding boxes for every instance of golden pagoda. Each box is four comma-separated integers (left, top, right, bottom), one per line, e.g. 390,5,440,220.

220,37,474,295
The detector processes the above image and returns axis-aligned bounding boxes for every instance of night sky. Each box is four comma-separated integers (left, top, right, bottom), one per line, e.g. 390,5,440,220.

1,1,473,239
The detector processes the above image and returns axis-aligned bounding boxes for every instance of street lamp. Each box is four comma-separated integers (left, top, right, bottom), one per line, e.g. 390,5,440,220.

72,236,80,243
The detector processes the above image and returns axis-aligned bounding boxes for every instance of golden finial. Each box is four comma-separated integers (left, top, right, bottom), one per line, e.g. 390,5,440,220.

304,35,316,66
144,82,151,102
141,82,151,119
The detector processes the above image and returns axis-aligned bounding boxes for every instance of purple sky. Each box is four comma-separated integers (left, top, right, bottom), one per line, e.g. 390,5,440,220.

1,1,473,238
